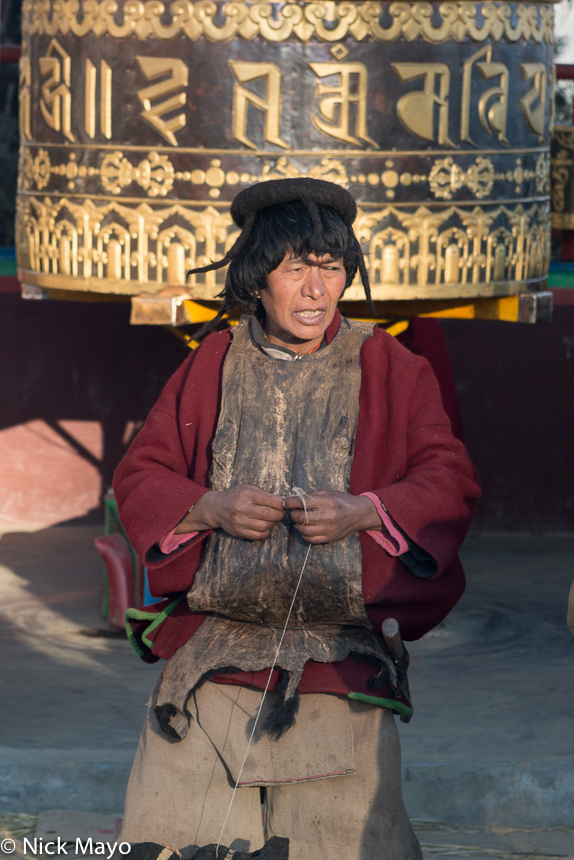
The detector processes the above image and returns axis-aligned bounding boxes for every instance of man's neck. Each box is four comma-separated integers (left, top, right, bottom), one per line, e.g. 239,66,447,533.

251,307,323,359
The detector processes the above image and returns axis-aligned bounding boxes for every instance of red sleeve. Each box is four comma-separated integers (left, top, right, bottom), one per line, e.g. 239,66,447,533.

373,356,480,575
112,333,230,568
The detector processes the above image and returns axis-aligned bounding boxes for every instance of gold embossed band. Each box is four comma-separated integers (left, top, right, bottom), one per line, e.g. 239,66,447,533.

16,194,550,299
19,149,550,201
21,1,556,45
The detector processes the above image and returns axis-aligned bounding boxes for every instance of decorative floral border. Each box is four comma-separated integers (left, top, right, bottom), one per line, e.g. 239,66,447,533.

21,0,555,44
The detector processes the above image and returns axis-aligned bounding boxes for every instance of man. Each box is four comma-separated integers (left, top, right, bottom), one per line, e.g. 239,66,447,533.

114,178,480,860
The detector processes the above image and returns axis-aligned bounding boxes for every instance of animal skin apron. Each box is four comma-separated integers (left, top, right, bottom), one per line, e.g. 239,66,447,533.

154,316,398,742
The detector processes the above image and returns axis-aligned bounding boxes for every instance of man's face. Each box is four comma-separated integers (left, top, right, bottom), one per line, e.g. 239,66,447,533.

260,252,347,348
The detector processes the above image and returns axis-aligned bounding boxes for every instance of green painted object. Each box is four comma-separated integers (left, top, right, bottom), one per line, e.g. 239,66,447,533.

102,493,142,618
548,273,574,288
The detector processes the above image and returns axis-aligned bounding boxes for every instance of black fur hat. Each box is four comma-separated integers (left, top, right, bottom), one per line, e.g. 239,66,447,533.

231,177,357,229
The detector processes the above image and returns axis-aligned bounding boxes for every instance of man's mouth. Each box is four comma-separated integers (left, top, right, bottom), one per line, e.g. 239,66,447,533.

294,309,325,321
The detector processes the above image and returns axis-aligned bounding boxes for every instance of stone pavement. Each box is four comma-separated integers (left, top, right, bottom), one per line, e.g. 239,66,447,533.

398,533,574,827
0,527,160,814
1,812,573,860
0,528,573,826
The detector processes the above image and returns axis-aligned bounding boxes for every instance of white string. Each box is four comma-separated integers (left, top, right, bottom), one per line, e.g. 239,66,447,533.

216,489,315,858
291,486,318,525
215,544,311,857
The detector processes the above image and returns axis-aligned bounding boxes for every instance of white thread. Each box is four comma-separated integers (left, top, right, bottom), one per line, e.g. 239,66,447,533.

291,486,318,525
215,513,313,859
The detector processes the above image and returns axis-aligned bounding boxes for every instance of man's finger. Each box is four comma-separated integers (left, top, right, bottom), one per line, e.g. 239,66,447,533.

246,505,285,523
240,516,276,533
282,494,320,511
292,523,329,537
288,509,318,525
246,488,285,510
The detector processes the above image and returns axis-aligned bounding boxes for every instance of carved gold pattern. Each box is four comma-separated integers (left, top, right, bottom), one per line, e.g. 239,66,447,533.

19,149,550,204
19,43,32,141
100,151,176,196
21,148,53,190
136,57,189,146
534,150,550,195
17,197,237,290
520,62,547,143
347,201,549,294
393,62,454,147
21,0,555,45
461,46,509,146
427,153,547,199
230,61,288,150
309,62,377,148
17,194,549,299
429,156,499,199
39,38,74,142
257,156,351,186
551,150,571,213
85,58,112,139
330,43,349,60
101,60,112,140
552,213,574,229
551,127,574,227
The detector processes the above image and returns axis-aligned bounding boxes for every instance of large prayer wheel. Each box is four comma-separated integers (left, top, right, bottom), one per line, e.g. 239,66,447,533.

16,0,555,302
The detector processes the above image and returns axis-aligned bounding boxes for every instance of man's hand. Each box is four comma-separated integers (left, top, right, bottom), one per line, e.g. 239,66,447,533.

175,484,285,541
282,490,382,545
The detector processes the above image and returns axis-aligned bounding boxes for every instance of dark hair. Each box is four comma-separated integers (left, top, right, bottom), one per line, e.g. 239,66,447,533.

194,200,362,339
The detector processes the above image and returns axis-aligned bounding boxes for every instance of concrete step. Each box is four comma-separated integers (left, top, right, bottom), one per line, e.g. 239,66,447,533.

2,749,574,828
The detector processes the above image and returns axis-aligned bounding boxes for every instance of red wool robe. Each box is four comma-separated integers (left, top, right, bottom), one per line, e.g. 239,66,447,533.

113,311,480,700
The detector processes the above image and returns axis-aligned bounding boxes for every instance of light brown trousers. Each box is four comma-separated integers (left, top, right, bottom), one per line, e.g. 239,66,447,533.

120,680,422,860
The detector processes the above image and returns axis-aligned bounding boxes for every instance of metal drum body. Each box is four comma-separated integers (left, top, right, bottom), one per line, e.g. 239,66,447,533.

17,0,555,301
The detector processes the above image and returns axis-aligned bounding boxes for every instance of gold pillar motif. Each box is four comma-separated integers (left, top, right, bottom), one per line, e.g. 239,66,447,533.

17,0,556,301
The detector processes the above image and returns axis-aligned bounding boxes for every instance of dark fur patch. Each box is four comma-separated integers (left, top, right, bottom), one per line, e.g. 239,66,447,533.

263,670,300,740
349,650,401,696
127,845,182,860
349,649,383,667
154,704,182,740
194,836,289,859
368,666,398,696
196,666,241,689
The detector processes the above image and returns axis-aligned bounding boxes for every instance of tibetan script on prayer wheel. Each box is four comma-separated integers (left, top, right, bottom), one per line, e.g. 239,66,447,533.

16,0,555,301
